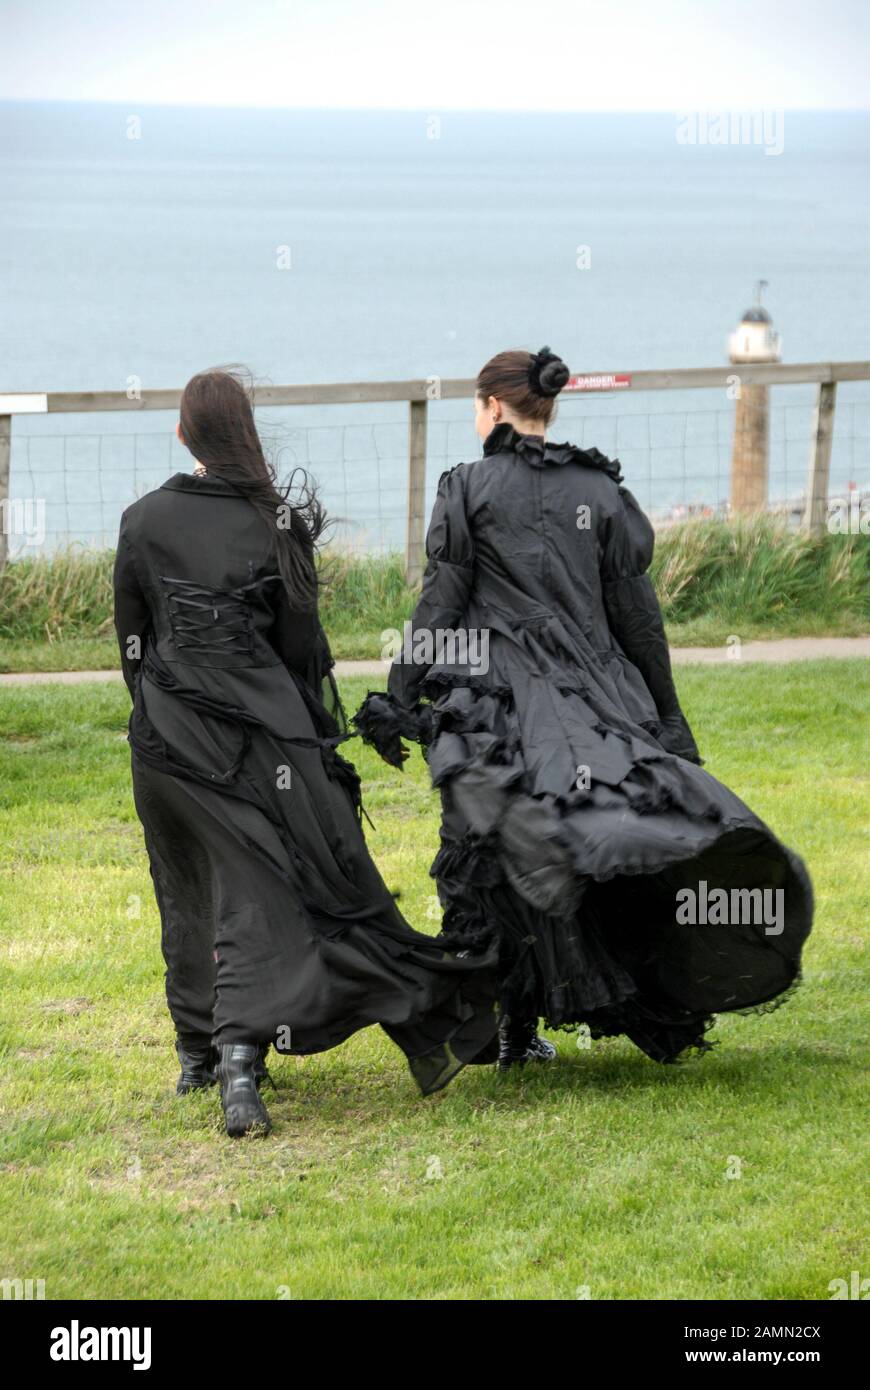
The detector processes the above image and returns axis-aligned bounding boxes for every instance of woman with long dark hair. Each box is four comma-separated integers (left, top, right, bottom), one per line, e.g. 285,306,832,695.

356,347,813,1069
114,368,499,1136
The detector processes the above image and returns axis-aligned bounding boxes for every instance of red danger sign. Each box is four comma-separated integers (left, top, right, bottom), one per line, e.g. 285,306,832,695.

564,373,632,393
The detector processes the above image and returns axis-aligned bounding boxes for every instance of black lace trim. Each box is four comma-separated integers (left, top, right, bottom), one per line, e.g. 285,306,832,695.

482,423,624,481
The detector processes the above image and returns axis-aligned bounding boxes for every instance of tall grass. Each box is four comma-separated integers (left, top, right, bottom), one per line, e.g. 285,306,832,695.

317,550,413,650
0,546,418,657
0,520,867,657
0,547,115,641
649,517,870,628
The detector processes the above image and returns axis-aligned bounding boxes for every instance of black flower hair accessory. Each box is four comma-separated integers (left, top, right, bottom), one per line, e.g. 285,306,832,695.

528,346,570,398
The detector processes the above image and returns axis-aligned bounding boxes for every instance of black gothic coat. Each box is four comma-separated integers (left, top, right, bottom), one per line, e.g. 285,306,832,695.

355,424,814,1063
113,472,500,1095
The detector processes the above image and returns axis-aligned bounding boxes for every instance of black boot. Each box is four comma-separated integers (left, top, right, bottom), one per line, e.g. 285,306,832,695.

218,1042,272,1137
175,1037,218,1095
497,1016,557,1070
253,1042,274,1091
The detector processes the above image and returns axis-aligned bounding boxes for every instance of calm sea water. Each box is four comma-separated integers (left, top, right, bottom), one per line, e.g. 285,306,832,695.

1,103,868,551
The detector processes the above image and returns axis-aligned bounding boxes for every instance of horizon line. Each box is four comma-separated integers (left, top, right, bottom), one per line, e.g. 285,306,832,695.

2,98,869,116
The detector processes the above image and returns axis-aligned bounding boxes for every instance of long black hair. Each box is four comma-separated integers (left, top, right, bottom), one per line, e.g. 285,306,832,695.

178,367,326,610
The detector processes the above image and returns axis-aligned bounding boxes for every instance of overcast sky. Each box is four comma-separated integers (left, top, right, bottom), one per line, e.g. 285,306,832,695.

1,0,868,111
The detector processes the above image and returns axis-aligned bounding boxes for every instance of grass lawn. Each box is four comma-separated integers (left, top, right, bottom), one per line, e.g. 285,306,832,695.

0,665,867,1300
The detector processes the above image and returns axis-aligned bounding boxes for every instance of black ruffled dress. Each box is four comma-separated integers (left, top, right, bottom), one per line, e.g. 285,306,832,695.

113,472,500,1096
355,424,813,1063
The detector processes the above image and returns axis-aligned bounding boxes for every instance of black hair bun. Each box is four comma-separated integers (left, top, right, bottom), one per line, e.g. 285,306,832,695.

530,346,570,398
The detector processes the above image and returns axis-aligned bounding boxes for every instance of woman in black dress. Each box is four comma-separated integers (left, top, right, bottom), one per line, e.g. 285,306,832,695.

356,347,813,1069
114,369,499,1137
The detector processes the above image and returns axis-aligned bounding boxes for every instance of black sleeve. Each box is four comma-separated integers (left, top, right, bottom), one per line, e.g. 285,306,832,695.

113,514,151,698
302,620,348,735
268,586,348,734
600,486,702,764
387,465,475,710
269,586,319,678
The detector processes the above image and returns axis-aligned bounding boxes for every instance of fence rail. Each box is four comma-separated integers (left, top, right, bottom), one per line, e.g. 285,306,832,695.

2,360,869,580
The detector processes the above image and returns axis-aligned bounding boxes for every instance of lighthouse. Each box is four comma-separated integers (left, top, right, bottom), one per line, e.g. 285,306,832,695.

728,282,781,513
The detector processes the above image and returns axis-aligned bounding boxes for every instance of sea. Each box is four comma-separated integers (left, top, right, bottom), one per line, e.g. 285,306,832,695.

1,102,868,554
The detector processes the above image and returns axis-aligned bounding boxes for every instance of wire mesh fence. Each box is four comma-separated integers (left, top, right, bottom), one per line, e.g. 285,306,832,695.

3,383,869,560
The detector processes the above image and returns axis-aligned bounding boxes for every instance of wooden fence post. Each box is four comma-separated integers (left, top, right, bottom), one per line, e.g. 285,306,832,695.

405,398,427,585
0,416,11,573
803,381,837,537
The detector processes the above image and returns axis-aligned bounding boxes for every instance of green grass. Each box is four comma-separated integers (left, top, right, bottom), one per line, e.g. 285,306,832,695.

651,516,870,643
0,665,867,1299
1,519,868,671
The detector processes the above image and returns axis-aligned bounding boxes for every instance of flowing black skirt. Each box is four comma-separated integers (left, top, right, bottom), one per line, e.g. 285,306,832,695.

128,652,500,1095
356,647,814,1065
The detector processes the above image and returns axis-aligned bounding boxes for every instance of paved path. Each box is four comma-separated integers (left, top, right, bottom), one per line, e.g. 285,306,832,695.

669,636,870,664
1,636,869,686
